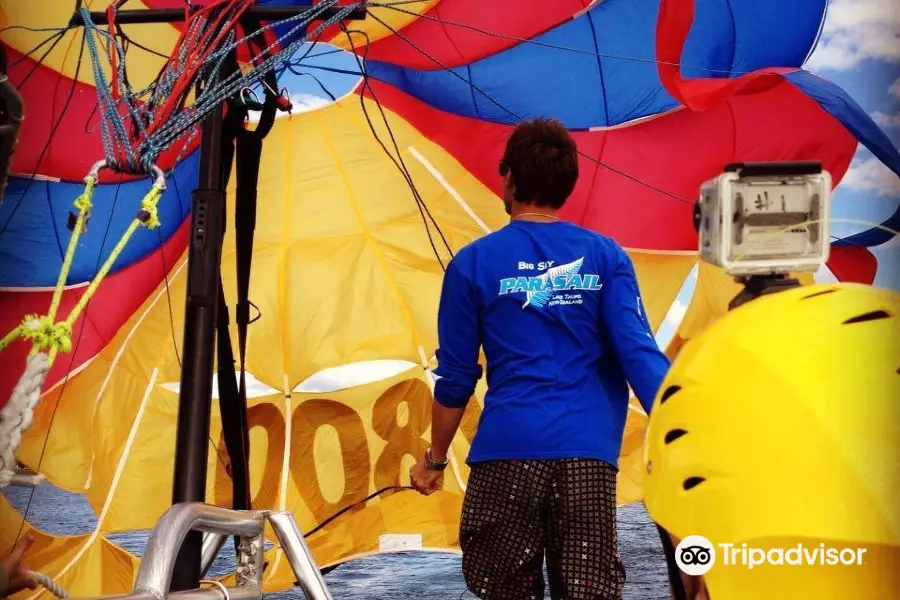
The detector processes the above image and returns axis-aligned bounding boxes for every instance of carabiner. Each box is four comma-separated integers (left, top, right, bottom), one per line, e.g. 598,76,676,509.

85,159,110,182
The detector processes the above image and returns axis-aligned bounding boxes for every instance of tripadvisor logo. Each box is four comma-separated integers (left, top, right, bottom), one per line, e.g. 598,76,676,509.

675,535,716,576
674,535,868,575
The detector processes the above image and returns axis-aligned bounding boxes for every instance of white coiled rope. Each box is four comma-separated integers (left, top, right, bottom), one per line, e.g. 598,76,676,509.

29,570,69,599
0,354,68,599
200,580,231,600
0,353,49,488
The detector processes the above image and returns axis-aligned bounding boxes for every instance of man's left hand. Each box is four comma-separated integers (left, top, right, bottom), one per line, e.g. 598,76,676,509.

2,534,37,595
409,459,443,496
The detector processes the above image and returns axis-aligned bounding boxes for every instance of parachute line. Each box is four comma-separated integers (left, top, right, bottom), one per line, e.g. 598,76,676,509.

0,28,85,239
371,1,760,76
363,10,693,205
6,29,69,84
341,24,455,269
408,145,491,235
303,485,413,539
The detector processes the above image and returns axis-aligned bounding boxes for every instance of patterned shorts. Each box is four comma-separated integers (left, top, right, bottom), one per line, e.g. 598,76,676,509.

460,458,625,600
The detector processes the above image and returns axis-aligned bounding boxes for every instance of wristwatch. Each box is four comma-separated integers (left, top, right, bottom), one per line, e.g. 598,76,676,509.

424,447,449,471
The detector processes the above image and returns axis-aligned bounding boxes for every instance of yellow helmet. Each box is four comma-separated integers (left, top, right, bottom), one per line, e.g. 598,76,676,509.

643,282,900,599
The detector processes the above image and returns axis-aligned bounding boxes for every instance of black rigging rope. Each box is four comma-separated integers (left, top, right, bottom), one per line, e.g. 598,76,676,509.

6,28,72,88
372,1,757,76
339,24,455,268
363,9,693,205
0,27,83,238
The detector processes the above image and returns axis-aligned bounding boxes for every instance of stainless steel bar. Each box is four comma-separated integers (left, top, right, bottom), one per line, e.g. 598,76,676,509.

200,533,228,578
267,512,333,600
135,504,264,599
98,586,262,600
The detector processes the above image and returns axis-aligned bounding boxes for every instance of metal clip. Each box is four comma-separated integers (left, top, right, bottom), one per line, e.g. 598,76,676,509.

261,79,292,113
86,159,165,189
85,159,110,182
275,87,293,113
148,163,167,190
236,87,264,111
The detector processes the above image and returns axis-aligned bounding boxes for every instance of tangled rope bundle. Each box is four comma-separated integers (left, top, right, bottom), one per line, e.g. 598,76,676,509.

81,0,361,174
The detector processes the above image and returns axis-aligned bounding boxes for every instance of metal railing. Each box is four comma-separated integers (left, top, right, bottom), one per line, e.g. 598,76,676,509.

93,503,332,600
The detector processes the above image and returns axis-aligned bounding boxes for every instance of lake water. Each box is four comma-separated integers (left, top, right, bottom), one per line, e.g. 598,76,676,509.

2,484,671,599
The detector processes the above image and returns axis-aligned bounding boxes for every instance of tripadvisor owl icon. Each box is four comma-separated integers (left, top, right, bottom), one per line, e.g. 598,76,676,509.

675,535,716,576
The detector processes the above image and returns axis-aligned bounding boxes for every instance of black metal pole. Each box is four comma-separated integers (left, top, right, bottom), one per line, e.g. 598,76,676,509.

170,101,226,591
69,5,367,26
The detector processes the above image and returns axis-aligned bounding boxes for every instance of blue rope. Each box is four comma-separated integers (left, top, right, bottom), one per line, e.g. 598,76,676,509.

144,2,353,152
78,0,359,174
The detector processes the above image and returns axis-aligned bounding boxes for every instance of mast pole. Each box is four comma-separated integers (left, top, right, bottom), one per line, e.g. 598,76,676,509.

170,98,227,592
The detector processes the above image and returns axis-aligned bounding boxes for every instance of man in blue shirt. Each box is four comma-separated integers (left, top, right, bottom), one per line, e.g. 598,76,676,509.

409,118,670,599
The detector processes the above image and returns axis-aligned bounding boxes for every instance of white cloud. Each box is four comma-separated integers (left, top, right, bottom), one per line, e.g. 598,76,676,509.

805,0,900,71
246,92,334,123
290,92,333,112
840,156,900,196
871,110,900,126
891,78,900,98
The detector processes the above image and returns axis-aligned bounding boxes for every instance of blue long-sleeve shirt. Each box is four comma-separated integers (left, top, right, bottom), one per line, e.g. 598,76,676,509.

432,220,670,467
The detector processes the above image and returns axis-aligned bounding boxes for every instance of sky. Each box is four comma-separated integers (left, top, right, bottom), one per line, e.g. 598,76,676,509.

240,0,900,392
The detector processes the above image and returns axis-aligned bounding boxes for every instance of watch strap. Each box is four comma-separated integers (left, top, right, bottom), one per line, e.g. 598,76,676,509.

424,447,448,471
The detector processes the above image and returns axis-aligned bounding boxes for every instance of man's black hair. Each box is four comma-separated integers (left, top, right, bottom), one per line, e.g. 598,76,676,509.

499,117,578,209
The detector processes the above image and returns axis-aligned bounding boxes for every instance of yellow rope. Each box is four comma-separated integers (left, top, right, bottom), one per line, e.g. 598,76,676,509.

0,325,23,353
1,177,165,367
48,176,96,321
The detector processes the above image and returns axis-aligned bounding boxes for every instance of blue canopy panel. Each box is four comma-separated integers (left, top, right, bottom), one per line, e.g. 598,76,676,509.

787,71,900,248
0,151,198,288
363,0,827,129
257,0,314,49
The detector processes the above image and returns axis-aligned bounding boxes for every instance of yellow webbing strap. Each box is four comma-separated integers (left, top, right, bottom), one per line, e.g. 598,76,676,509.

0,177,165,367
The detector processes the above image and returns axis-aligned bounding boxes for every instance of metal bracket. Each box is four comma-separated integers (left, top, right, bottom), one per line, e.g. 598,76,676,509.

94,503,332,600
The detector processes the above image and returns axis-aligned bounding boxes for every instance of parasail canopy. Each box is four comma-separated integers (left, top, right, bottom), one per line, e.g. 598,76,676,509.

0,0,898,595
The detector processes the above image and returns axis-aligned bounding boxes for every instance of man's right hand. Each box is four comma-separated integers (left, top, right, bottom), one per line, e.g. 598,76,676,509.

2,535,37,596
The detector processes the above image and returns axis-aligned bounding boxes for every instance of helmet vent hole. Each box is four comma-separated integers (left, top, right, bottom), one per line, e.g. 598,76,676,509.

660,385,681,404
664,429,688,444
842,310,890,325
683,477,705,491
802,289,838,300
